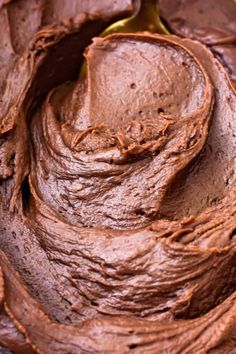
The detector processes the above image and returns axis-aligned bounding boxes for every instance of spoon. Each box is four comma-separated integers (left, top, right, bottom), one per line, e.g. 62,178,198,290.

80,0,169,78
101,0,169,37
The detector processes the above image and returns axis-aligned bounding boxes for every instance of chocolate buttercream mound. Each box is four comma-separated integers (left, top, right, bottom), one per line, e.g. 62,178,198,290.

159,0,236,86
0,1,236,353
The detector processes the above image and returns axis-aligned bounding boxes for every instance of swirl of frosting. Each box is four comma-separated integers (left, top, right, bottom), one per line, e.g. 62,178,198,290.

30,33,213,230
0,1,236,354
159,0,236,86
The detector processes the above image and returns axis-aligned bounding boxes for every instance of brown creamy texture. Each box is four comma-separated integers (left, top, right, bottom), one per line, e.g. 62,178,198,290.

159,0,236,86
0,1,236,353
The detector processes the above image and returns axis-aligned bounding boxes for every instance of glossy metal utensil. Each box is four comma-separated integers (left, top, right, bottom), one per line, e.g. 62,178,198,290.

80,0,169,78
101,0,169,36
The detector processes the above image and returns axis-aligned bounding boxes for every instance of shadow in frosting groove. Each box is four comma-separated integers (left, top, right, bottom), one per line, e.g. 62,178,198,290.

0,0,236,353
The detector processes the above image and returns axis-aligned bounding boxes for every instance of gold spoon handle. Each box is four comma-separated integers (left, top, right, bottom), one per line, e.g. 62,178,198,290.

101,0,169,36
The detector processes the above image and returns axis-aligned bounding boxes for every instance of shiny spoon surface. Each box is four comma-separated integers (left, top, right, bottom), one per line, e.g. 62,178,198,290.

101,0,169,36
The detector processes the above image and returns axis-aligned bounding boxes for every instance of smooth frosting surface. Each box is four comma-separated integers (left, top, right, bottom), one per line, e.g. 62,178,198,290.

0,1,236,353
160,0,236,85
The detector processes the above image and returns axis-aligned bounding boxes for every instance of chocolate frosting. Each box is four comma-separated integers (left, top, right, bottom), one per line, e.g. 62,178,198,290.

0,1,236,353
159,0,236,85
